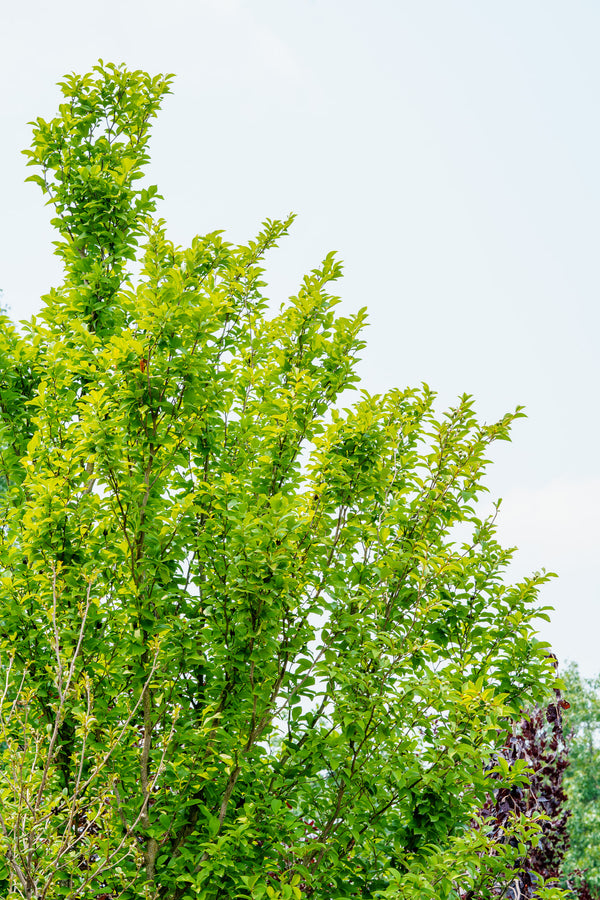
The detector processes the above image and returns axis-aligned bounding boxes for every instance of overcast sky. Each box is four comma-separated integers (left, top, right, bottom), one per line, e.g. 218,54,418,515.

1,1,598,675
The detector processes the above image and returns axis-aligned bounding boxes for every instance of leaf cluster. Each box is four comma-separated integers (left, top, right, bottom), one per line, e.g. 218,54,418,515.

0,64,560,900
559,665,600,897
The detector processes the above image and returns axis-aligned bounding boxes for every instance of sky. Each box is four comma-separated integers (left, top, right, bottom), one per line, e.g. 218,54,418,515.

1,1,598,675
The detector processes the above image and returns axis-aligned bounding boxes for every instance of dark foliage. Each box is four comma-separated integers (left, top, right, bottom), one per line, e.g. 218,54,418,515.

475,666,597,899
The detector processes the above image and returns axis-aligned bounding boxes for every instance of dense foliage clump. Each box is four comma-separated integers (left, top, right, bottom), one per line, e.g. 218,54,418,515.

0,63,562,900
473,671,570,898
560,665,600,898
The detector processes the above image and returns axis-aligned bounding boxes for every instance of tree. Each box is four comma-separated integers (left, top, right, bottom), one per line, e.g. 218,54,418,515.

0,62,562,900
474,666,572,899
560,664,600,897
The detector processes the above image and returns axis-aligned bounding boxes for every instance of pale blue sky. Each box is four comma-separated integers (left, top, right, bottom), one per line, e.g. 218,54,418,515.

1,1,598,673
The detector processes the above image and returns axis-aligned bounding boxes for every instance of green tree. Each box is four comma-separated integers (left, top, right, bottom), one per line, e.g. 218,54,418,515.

0,62,562,900
560,664,600,897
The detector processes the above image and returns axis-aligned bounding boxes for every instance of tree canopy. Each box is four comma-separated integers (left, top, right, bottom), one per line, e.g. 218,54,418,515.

559,664,600,897
0,62,562,900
